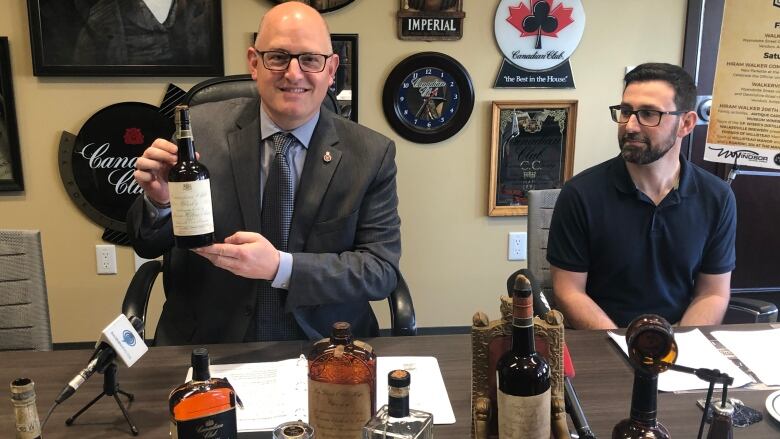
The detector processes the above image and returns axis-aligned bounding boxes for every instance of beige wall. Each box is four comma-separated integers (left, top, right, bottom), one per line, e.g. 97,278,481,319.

0,0,688,342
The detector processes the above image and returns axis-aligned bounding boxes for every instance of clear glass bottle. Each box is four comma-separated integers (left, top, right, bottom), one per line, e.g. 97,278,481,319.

168,104,214,249
495,274,551,439
362,370,433,439
308,322,377,439
169,348,238,439
10,378,41,439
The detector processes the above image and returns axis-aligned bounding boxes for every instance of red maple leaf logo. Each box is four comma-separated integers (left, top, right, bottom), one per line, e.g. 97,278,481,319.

507,0,574,39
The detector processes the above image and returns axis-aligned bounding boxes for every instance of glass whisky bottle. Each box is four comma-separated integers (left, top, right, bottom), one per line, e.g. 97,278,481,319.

168,104,215,249
169,348,238,439
10,378,41,439
362,369,433,439
495,274,551,439
308,322,377,439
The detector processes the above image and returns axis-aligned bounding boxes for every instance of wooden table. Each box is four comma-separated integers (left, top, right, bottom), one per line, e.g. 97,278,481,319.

0,325,778,438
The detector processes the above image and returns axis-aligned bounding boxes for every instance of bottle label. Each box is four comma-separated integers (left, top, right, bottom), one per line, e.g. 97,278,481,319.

308,379,371,439
12,402,41,439
170,179,214,236
497,387,551,439
173,407,237,439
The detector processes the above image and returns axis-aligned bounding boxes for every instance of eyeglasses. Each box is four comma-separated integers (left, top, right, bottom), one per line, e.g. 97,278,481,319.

609,105,687,127
253,48,332,73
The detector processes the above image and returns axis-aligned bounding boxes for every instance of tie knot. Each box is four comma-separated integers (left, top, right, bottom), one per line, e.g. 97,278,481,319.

271,132,294,155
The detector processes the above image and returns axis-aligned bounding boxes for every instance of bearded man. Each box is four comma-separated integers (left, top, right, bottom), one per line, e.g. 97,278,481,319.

547,63,736,329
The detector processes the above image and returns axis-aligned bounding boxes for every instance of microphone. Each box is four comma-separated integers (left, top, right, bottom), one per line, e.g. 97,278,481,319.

54,315,146,404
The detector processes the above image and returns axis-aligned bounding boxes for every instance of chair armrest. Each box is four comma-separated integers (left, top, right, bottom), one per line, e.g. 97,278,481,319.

724,297,778,324
121,260,163,339
389,276,417,336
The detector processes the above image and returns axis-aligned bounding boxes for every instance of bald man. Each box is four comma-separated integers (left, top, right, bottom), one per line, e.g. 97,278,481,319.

128,3,402,344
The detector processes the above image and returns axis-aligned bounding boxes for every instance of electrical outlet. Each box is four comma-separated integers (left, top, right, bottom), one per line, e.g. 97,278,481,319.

96,244,117,275
508,232,527,261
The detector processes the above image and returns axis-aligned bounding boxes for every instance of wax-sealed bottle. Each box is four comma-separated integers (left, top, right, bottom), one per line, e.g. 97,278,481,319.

495,274,551,439
308,322,377,439
612,314,676,439
362,370,433,439
169,348,238,439
10,378,41,439
168,105,214,249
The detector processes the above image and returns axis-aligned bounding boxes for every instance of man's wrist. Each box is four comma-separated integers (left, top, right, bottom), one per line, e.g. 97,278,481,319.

148,197,171,209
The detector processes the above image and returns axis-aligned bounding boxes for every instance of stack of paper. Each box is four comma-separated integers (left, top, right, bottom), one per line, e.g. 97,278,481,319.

608,329,752,392
711,328,780,386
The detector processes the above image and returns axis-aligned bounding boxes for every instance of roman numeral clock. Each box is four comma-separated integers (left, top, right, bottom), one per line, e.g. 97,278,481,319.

382,52,474,143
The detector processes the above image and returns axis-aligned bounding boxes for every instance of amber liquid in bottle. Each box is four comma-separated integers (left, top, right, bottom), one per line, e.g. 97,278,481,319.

495,274,551,439
308,322,377,439
168,105,214,249
613,314,676,439
169,348,237,439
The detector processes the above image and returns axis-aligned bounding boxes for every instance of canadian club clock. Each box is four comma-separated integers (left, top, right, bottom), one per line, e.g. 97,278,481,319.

382,52,474,143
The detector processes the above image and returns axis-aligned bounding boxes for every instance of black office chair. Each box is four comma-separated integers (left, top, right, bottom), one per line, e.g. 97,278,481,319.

123,75,416,343
524,189,778,325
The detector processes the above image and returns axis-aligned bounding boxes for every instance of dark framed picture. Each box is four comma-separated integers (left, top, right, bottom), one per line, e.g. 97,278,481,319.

271,0,357,13
26,0,224,77
0,38,24,192
331,34,358,122
489,100,577,216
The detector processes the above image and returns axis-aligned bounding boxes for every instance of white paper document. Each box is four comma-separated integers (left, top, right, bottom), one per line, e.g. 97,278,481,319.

711,328,780,386
608,329,752,392
186,355,454,432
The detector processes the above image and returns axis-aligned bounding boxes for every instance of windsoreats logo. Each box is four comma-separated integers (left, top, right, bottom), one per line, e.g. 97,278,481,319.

495,0,585,71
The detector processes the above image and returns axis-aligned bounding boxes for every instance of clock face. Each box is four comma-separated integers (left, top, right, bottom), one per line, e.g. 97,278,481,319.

383,52,474,143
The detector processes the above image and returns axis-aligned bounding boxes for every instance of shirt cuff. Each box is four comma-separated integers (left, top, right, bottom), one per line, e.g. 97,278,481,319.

272,251,293,290
143,194,171,224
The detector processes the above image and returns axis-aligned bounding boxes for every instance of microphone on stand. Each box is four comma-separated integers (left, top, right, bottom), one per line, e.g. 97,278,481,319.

54,315,146,404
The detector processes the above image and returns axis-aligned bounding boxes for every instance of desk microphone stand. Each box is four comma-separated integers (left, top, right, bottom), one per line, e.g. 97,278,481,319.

65,363,139,436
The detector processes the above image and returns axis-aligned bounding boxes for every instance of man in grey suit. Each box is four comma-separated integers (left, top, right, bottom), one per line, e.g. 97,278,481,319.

129,2,401,344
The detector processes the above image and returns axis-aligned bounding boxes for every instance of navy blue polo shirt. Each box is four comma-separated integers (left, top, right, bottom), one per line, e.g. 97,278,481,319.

546,155,736,327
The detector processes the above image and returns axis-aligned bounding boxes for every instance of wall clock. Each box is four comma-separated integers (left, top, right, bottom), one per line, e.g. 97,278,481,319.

382,52,474,143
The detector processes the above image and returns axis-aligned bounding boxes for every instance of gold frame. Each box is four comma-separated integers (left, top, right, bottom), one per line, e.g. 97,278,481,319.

488,100,577,216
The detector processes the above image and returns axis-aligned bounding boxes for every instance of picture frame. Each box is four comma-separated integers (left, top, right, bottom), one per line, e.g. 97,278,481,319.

489,100,577,216
26,0,224,77
251,32,358,122
0,37,24,192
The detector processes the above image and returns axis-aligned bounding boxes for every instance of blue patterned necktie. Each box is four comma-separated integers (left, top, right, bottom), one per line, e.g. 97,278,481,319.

254,132,301,341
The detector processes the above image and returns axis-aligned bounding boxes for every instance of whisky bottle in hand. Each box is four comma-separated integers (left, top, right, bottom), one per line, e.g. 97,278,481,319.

169,348,238,439
495,274,551,439
308,322,377,439
168,105,214,249
362,369,433,439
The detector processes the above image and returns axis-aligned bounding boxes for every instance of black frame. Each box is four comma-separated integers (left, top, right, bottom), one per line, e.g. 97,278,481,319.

272,0,356,14
0,38,24,192
330,34,358,122
27,0,224,77
382,52,474,144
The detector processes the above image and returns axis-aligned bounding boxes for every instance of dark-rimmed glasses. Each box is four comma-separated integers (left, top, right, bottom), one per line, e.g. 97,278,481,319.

253,48,333,73
609,105,687,127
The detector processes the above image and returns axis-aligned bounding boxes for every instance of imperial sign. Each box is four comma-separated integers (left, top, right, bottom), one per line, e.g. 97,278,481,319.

494,0,585,88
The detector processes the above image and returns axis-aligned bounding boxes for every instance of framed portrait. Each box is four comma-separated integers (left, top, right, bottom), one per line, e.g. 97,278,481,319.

0,38,24,192
489,100,577,216
27,0,224,77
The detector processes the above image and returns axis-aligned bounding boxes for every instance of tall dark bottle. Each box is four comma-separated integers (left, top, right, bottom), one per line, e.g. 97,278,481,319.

495,274,551,438
612,314,676,439
168,105,214,249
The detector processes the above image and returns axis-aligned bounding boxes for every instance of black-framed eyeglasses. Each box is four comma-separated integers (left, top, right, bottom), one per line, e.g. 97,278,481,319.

253,48,333,73
609,105,687,127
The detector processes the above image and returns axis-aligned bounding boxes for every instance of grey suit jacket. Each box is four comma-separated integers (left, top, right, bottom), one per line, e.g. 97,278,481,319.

127,98,401,344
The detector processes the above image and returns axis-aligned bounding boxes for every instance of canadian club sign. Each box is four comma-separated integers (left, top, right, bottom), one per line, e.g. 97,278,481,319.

494,0,586,88
59,102,175,243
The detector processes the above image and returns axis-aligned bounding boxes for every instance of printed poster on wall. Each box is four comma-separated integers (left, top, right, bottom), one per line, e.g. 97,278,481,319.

705,0,780,170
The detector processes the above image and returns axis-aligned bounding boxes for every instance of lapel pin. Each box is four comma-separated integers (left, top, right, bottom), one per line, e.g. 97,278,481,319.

323,151,332,163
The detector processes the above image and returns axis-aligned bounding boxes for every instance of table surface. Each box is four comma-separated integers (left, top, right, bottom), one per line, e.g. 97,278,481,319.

1,325,779,438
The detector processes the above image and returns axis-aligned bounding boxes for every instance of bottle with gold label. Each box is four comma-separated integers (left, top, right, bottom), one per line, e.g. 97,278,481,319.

495,274,551,439
169,348,238,439
308,322,376,439
10,378,41,439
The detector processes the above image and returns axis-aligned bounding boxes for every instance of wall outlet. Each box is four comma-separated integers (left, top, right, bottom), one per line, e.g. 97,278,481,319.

96,244,117,275
508,232,527,261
